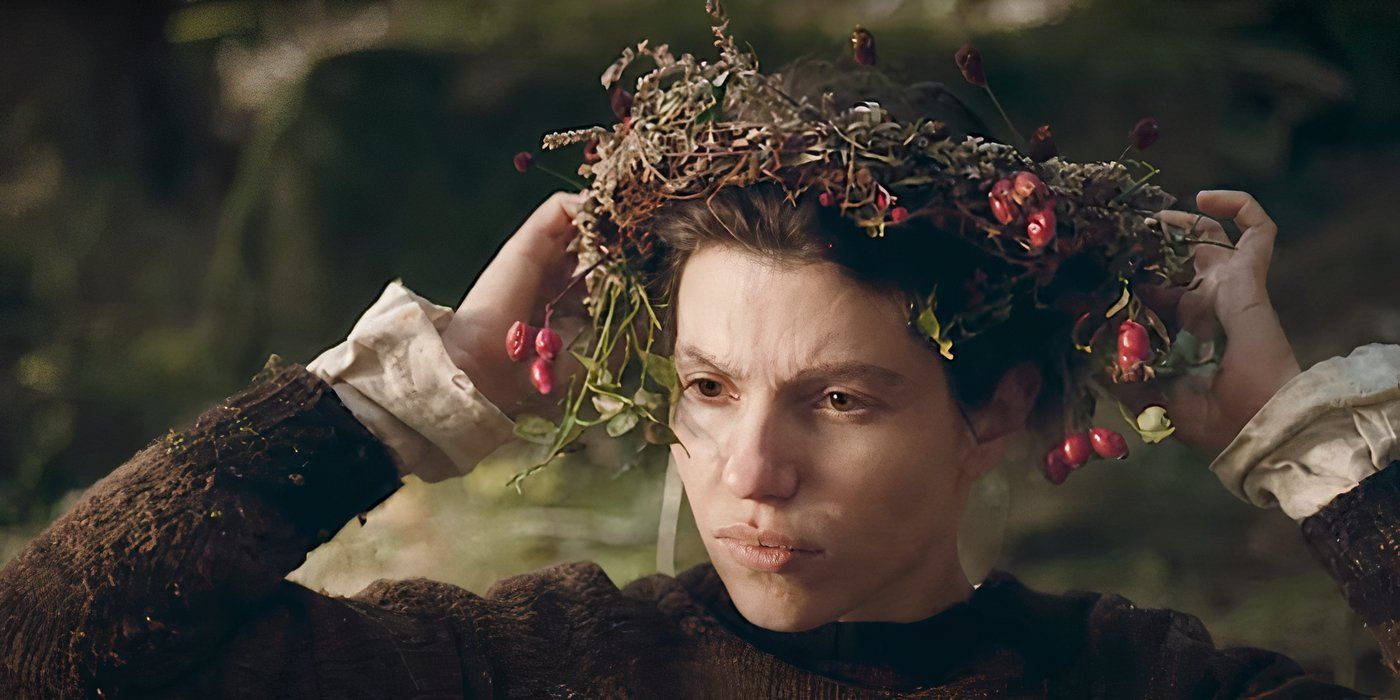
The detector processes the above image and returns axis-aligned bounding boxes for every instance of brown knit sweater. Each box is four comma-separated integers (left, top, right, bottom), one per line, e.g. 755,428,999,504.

0,365,1393,698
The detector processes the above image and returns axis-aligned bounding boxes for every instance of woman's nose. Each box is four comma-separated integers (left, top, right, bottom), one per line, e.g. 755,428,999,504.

719,402,799,502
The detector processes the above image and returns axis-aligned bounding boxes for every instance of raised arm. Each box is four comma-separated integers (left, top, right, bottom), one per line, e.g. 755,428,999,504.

0,191,589,697
0,361,405,696
1141,190,1399,682
1212,343,1400,677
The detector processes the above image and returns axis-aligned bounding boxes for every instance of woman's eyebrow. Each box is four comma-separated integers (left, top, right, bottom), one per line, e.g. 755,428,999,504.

675,345,910,389
676,345,742,377
789,361,912,390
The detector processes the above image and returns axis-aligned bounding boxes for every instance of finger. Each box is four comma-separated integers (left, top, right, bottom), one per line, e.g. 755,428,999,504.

1155,209,1231,270
1196,190,1277,266
507,191,585,265
459,192,583,321
1133,278,1186,331
1174,280,1218,342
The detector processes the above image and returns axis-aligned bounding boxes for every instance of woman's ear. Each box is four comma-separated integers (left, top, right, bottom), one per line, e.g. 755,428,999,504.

966,362,1043,445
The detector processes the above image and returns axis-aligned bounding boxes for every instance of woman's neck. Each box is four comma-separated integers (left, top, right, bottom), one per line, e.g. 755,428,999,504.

834,549,975,623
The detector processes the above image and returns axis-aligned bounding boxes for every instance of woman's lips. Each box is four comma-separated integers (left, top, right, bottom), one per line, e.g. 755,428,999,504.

714,523,822,573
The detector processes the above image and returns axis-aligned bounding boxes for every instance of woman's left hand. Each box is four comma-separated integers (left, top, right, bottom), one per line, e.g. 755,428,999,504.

1139,190,1302,453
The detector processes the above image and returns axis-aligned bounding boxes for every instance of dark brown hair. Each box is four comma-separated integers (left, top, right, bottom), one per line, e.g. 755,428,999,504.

645,60,1071,424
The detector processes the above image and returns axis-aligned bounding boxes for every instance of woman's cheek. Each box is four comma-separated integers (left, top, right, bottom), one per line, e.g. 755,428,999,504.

670,398,730,468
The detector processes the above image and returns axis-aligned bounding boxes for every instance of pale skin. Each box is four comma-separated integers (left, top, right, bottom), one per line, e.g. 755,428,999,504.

442,188,1301,632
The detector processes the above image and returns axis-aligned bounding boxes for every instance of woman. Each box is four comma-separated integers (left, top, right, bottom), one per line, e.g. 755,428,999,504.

3,14,1397,700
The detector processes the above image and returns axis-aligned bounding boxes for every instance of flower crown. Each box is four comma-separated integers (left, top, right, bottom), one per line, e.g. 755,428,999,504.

504,0,1221,490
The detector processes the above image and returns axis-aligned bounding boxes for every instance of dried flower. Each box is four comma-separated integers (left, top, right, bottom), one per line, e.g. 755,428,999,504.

851,26,877,67
584,137,601,164
513,151,534,173
1130,117,1160,151
954,43,986,87
1028,124,1057,162
610,87,634,121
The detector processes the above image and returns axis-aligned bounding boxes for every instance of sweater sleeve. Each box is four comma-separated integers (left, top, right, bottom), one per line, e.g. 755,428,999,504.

0,364,475,698
1208,343,1400,679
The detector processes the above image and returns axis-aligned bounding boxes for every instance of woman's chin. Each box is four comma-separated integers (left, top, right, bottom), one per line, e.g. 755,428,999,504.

727,584,837,632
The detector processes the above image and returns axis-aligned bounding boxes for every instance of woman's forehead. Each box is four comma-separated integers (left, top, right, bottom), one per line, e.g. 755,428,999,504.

673,246,932,378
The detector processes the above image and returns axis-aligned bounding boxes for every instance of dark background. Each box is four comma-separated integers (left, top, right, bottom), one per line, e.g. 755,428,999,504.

2,0,1398,693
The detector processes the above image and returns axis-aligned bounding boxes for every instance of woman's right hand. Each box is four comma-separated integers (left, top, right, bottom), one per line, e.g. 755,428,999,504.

442,191,590,421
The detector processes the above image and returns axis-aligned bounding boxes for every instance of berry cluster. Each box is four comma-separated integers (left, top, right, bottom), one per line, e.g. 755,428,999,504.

1042,426,1128,484
506,321,564,395
988,171,1057,250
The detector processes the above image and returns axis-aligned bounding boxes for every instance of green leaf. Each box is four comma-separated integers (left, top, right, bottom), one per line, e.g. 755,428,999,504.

916,306,954,360
1105,285,1131,318
571,351,601,374
643,420,680,445
592,393,626,419
642,351,679,391
1115,401,1176,444
633,387,662,412
606,410,640,437
513,414,557,445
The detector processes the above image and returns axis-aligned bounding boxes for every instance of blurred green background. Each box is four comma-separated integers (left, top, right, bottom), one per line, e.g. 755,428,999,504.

2,0,1398,693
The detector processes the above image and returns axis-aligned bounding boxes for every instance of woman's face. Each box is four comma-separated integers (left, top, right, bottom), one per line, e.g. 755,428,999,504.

670,244,993,632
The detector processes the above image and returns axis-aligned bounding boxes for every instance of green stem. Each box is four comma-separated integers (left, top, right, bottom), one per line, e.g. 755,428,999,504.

983,85,1025,148
535,163,588,190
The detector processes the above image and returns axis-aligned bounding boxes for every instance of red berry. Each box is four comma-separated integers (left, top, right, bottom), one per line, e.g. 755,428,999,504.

1028,124,1058,163
513,151,534,173
1043,448,1071,484
530,356,555,395
1117,319,1151,362
506,321,540,362
954,43,986,87
819,190,837,207
875,187,893,210
1129,117,1160,151
890,206,909,223
851,26,877,67
1089,427,1129,459
535,327,563,361
1011,171,1050,206
610,87,634,121
989,179,1015,225
1026,207,1056,249
1060,432,1093,468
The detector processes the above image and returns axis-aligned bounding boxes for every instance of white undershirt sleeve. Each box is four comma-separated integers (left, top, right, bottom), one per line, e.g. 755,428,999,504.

1210,343,1400,522
306,280,518,483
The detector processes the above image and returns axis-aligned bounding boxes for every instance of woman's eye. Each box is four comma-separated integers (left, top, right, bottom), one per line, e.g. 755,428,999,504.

824,391,860,412
692,378,725,398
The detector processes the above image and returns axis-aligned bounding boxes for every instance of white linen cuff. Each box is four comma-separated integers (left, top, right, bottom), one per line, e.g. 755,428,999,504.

1210,343,1400,522
306,280,518,483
